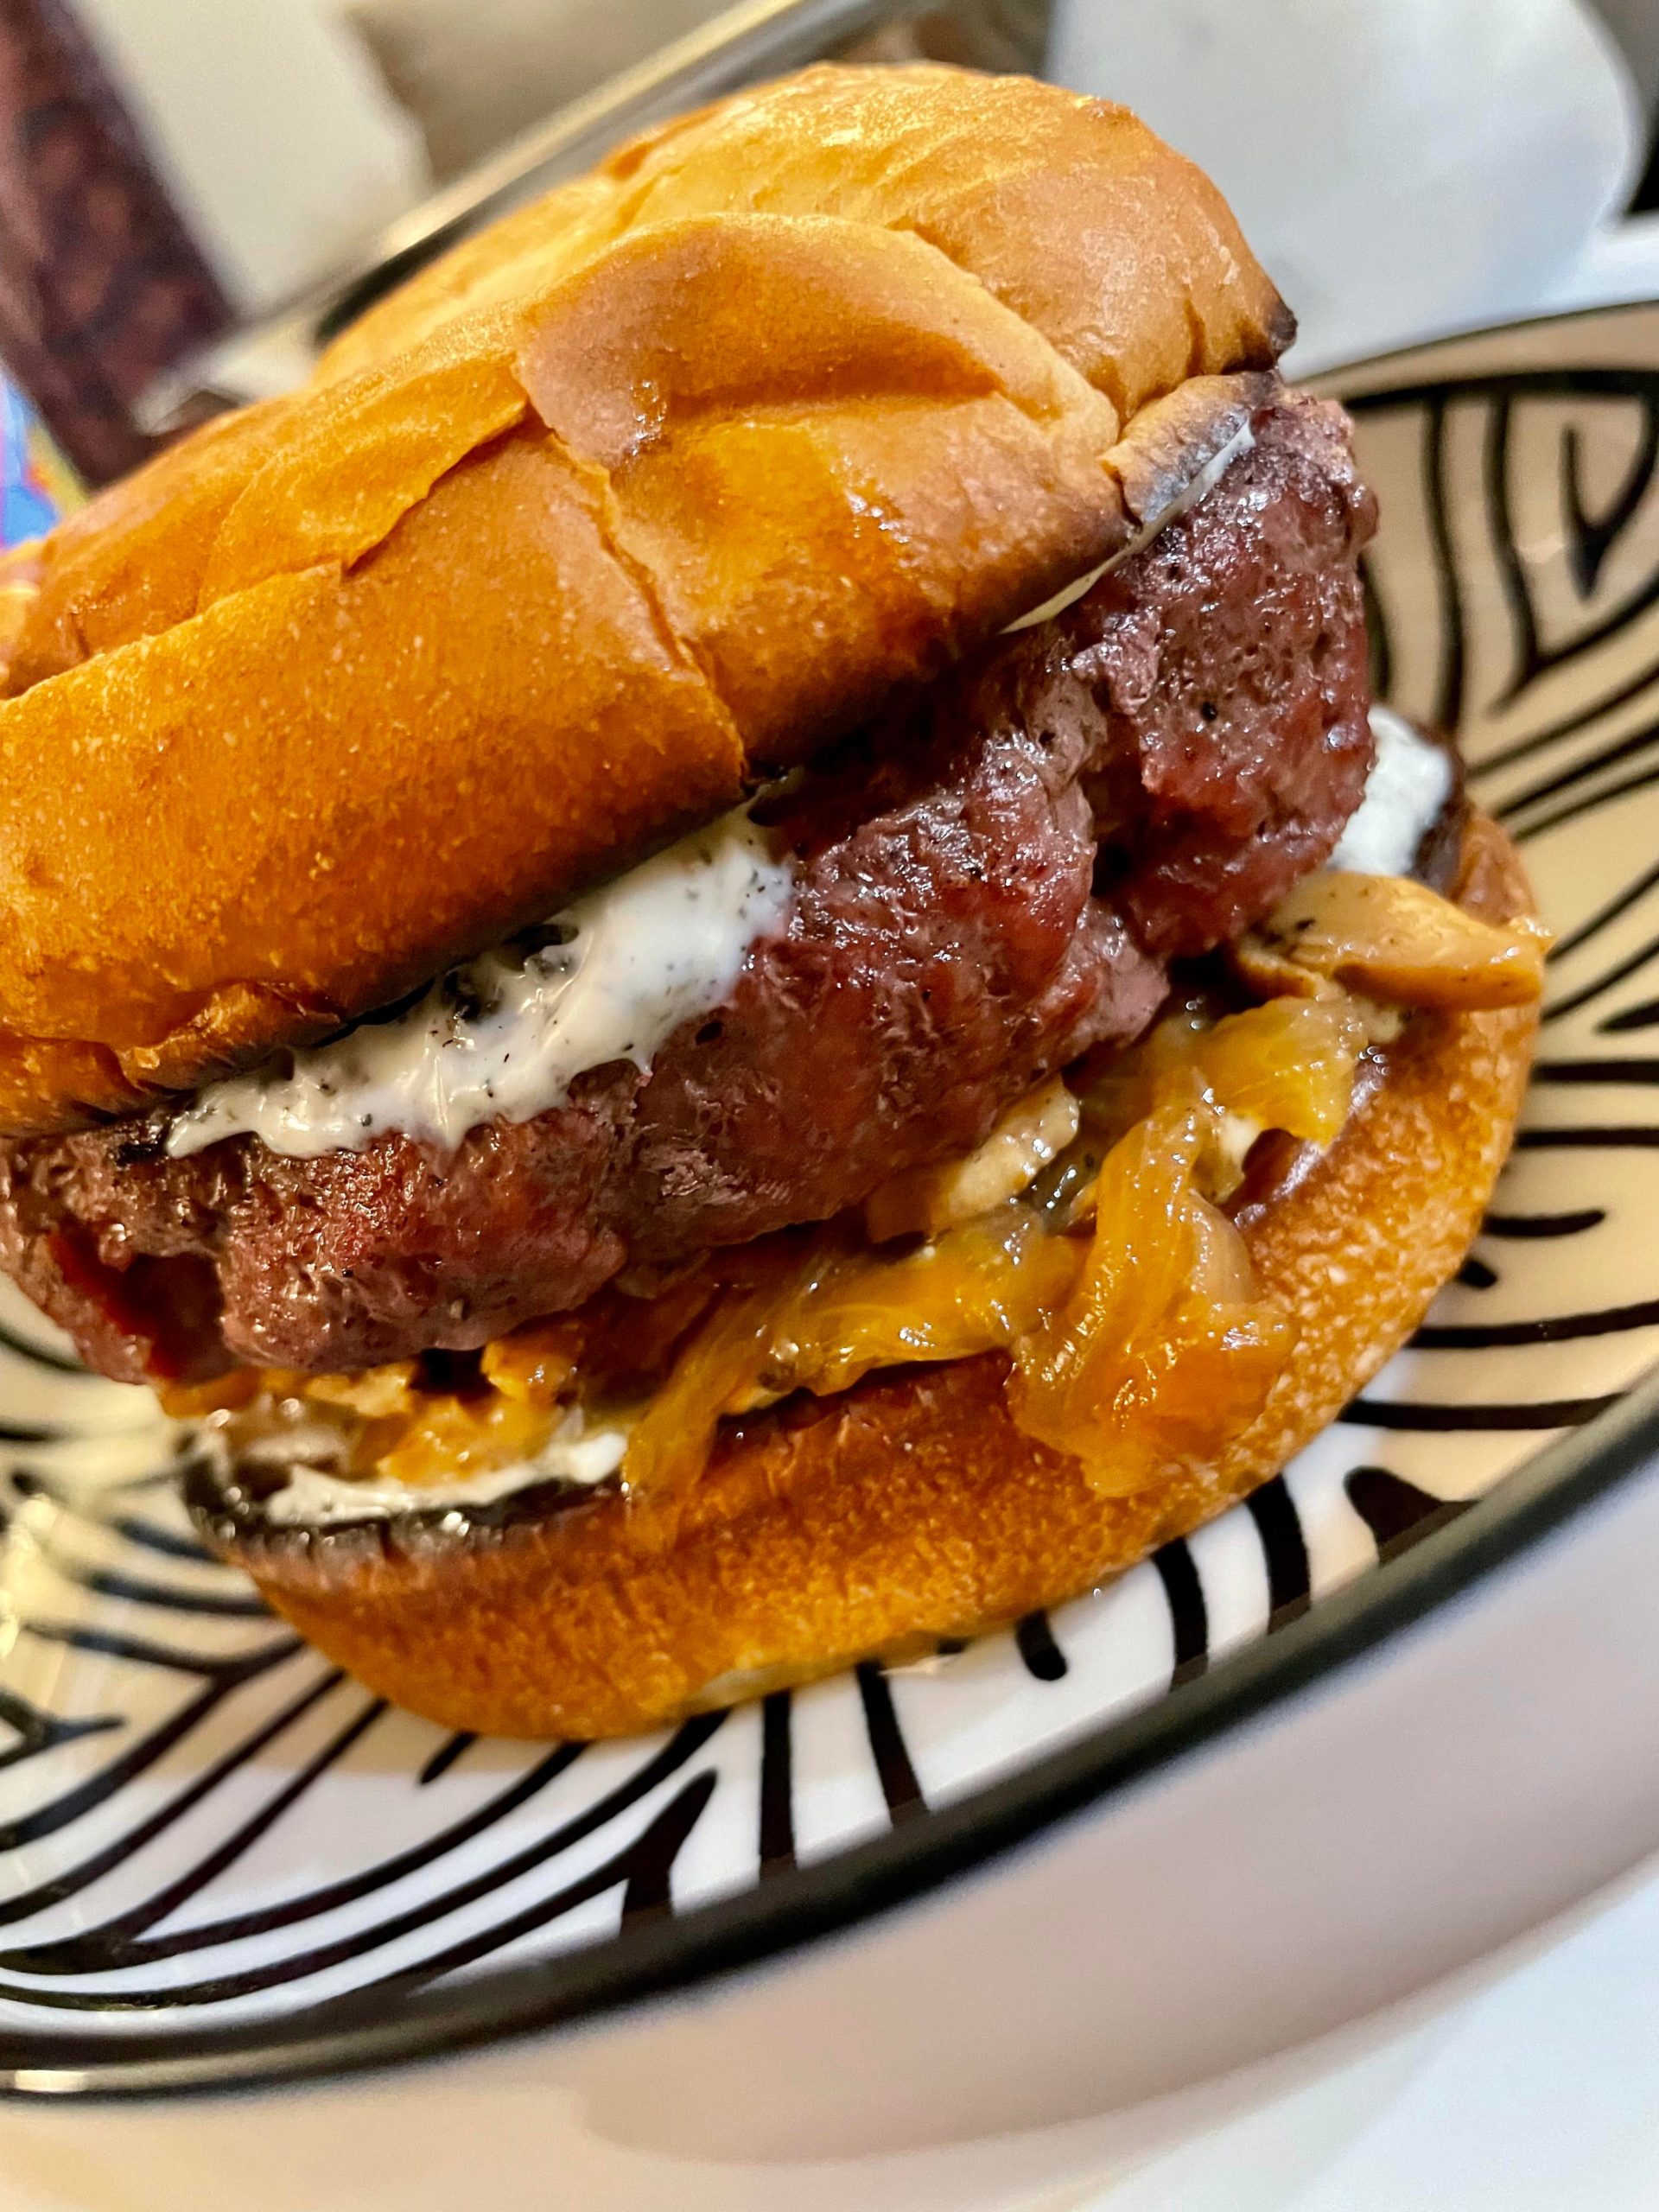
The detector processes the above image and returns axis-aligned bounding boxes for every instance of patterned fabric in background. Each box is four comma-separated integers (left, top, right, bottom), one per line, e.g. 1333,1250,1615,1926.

0,369,76,541
0,0,227,487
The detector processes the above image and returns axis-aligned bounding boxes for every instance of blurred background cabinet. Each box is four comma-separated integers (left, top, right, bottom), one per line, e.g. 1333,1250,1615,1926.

0,0,1655,479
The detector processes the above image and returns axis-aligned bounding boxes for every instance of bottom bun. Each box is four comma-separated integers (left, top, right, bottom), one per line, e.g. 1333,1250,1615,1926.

190,813,1539,1740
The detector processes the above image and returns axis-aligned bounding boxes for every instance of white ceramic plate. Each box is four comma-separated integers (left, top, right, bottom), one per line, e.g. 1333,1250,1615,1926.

5,302,1659,2096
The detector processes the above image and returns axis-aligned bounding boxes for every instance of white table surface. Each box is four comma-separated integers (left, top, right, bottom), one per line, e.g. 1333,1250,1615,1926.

1074,1844,1659,2212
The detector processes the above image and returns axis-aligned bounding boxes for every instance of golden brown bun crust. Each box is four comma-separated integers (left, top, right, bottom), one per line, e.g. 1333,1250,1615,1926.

196,815,1539,1740
0,66,1287,1137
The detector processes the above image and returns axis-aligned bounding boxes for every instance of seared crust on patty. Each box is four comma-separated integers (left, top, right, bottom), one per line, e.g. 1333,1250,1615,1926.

0,66,1289,1135
0,395,1375,1383
190,814,1538,1741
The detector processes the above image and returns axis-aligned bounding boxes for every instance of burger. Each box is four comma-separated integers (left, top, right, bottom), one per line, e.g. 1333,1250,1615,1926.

0,66,1547,1738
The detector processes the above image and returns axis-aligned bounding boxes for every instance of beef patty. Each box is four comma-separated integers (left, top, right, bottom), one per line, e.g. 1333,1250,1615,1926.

0,392,1376,1384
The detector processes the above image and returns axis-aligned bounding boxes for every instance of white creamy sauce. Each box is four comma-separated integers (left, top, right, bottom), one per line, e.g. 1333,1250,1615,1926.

1002,419,1257,633
1328,706,1455,878
168,807,796,1162
247,1408,630,1525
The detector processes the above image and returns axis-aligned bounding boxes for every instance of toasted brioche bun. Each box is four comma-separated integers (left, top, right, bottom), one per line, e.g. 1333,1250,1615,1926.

189,814,1539,1740
0,65,1287,1139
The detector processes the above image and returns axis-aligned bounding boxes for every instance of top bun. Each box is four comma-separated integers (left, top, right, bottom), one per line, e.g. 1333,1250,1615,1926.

0,64,1290,1137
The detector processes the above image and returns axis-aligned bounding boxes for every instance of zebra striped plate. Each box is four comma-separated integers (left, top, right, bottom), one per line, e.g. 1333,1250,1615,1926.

6,302,1659,2095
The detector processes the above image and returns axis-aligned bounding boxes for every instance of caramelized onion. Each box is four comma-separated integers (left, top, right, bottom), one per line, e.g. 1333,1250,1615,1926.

1187,998,1368,1147
306,1363,419,1421
480,1323,580,1409
620,1242,819,1500
370,1391,559,1489
759,1209,1083,1401
622,1216,1085,1498
1008,1103,1294,1496
1067,995,1367,1205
